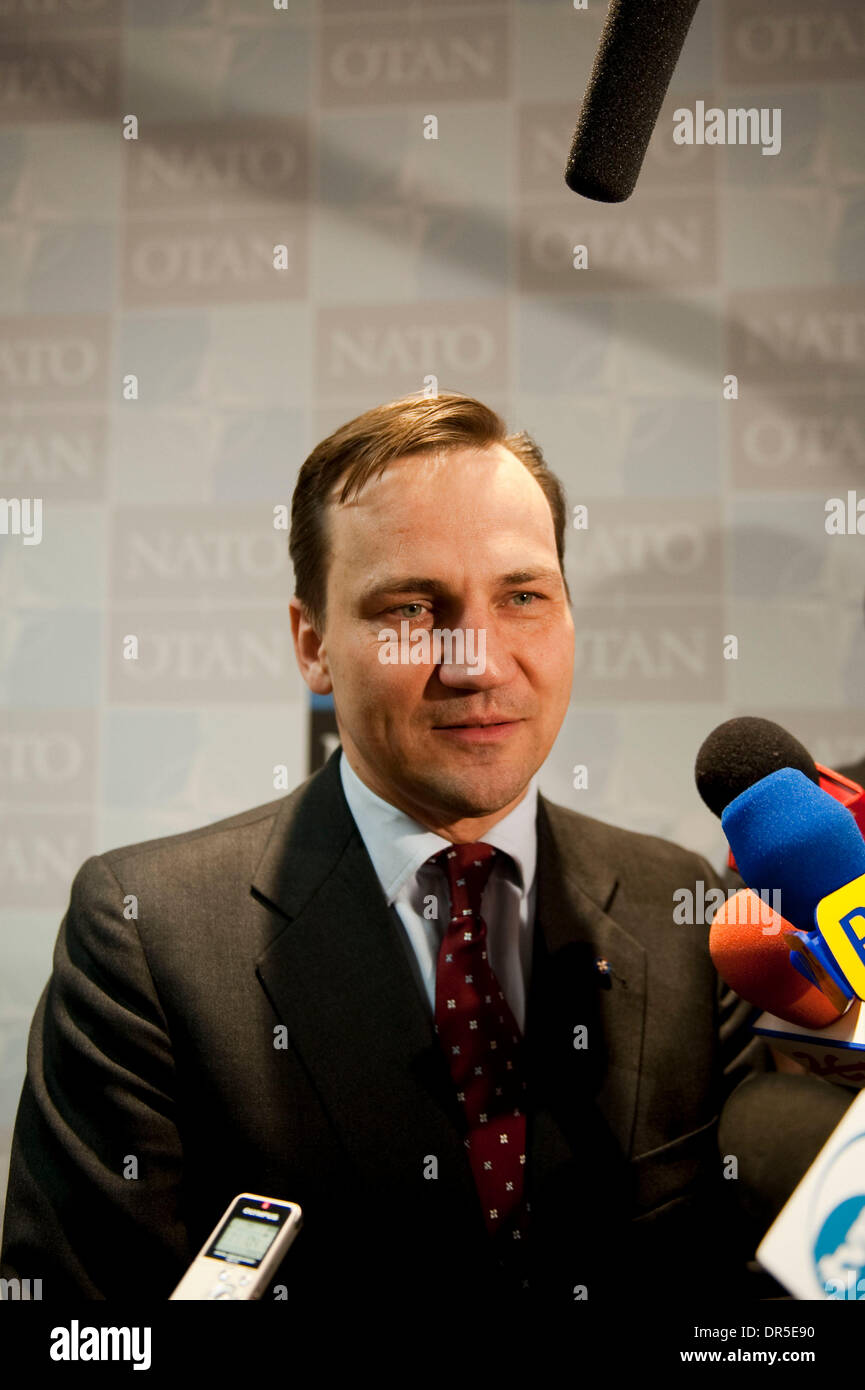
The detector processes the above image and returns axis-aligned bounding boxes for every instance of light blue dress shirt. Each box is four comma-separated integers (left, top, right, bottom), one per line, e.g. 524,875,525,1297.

339,750,538,1034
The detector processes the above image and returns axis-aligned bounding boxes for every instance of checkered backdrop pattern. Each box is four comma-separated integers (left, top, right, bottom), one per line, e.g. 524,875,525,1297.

1,0,864,1224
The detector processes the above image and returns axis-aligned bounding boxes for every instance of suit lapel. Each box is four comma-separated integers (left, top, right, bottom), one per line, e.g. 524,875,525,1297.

528,796,647,1159
519,799,648,1289
251,751,479,1214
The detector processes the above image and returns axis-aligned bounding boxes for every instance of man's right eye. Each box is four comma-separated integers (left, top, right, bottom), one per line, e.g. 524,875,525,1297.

391,603,428,619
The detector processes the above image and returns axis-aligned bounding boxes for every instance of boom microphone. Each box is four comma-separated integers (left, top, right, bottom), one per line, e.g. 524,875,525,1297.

564,0,703,203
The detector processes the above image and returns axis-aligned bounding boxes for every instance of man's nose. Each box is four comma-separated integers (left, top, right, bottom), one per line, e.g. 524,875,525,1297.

435,613,514,690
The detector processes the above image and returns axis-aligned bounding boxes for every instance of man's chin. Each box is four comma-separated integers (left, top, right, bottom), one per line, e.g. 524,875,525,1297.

403,763,534,821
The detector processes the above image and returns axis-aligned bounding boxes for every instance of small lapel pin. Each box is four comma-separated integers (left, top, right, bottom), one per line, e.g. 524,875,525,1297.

595,957,615,990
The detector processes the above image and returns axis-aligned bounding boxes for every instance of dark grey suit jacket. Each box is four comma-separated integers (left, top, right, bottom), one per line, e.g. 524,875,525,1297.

1,748,771,1309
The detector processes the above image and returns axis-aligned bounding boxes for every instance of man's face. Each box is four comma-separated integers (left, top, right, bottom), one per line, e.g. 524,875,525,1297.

290,444,574,836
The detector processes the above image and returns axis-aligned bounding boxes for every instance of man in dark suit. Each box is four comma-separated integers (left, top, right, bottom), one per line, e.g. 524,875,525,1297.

0,392,846,1310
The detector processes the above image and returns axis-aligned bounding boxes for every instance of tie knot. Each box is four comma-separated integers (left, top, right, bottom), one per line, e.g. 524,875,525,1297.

429,842,498,920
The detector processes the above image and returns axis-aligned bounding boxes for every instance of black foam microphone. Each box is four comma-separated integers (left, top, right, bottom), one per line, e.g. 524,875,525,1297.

565,0,702,203
694,716,821,821
719,1073,856,1238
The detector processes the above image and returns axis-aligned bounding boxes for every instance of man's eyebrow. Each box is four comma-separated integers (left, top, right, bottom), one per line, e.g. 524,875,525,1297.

360,569,563,604
360,577,449,604
498,569,563,586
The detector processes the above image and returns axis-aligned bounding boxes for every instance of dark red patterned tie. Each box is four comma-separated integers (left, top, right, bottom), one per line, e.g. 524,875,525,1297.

429,842,528,1242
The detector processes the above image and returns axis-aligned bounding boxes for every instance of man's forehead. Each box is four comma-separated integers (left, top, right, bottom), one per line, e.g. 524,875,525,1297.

319,445,563,606
328,445,547,518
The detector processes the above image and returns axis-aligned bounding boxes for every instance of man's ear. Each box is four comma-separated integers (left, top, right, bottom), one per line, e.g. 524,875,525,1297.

289,597,332,695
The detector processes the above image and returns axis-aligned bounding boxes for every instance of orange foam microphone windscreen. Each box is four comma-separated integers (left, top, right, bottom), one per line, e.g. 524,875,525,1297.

709,888,842,1029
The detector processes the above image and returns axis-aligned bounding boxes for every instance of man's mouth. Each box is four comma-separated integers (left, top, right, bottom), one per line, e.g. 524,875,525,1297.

432,719,523,743
437,719,516,727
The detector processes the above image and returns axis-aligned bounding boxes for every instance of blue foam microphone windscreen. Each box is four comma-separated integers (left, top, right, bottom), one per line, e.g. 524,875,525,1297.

721,768,865,932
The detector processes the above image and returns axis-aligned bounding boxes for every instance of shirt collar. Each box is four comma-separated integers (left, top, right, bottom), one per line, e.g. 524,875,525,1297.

338,749,538,906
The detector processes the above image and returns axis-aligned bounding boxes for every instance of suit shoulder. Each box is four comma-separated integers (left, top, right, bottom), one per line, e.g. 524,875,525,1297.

97,792,295,880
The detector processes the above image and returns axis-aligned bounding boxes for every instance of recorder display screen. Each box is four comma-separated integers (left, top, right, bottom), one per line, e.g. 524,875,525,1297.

208,1214,282,1267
